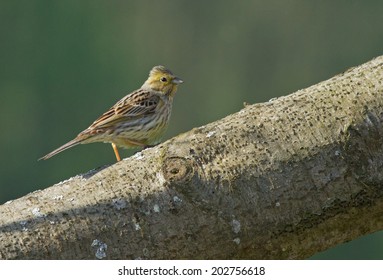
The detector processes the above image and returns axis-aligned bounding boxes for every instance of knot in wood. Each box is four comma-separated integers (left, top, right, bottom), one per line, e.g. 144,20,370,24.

162,157,193,183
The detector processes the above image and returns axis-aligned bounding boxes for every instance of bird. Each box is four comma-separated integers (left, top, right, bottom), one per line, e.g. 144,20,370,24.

39,65,183,161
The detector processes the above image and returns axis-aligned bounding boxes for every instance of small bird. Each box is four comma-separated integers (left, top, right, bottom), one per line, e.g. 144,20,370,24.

40,65,183,161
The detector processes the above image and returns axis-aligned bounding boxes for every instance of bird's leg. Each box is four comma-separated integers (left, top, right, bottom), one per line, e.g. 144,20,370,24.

111,143,121,161
111,139,147,161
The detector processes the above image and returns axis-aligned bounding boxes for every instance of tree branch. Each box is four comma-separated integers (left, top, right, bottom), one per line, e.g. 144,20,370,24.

1,56,383,259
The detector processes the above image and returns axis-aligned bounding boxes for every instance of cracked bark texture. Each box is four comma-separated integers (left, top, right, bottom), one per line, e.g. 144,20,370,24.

1,56,383,259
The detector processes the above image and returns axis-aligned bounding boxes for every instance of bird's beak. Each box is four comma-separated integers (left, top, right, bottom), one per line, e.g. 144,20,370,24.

172,77,183,84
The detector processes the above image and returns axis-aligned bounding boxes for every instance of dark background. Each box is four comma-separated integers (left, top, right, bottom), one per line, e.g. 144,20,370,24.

1,0,382,259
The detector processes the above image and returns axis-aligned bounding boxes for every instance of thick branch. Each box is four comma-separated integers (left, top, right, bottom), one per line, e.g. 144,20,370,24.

1,56,383,259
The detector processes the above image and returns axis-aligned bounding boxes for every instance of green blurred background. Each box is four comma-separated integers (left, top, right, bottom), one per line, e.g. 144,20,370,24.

1,0,382,259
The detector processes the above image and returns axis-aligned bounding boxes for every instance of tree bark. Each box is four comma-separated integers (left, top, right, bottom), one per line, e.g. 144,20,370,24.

1,56,383,259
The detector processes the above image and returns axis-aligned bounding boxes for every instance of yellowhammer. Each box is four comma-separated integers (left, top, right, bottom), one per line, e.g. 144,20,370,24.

40,65,183,161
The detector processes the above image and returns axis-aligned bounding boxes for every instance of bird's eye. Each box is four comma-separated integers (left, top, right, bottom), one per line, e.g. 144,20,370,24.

160,77,167,82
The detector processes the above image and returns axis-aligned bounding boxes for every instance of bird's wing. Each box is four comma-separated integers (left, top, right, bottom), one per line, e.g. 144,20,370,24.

87,89,161,130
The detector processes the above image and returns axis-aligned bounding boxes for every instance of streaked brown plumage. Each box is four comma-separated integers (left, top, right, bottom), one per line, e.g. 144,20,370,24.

39,65,183,161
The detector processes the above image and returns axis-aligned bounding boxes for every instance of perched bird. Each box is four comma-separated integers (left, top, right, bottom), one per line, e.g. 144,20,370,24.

39,65,183,161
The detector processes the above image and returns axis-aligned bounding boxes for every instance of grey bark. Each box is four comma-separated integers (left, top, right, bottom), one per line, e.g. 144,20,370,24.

1,56,383,259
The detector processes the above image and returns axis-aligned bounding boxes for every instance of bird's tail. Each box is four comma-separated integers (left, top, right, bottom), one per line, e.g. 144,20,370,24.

39,138,82,160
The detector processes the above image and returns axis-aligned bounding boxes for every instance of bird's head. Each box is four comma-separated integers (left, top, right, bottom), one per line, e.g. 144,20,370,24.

142,65,183,96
